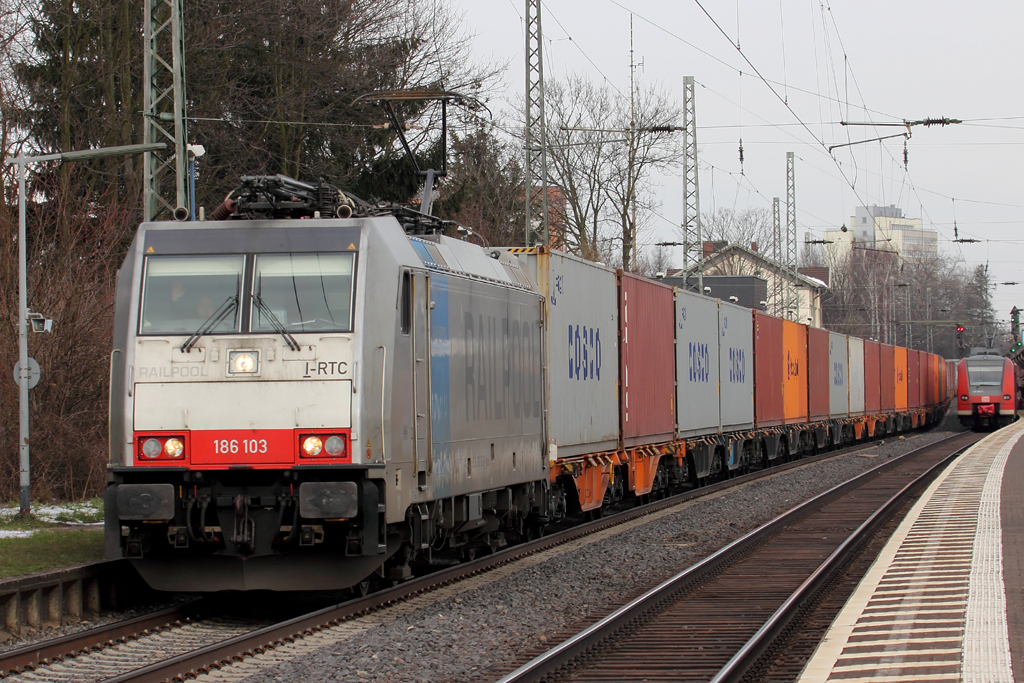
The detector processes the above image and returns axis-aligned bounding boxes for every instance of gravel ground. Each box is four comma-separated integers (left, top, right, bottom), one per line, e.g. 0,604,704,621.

238,418,967,683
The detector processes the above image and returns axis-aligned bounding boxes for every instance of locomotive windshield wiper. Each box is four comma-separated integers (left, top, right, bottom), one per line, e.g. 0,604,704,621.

253,295,301,351
181,296,238,352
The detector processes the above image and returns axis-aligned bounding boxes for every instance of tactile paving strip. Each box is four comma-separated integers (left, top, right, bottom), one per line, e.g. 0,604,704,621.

798,420,1024,683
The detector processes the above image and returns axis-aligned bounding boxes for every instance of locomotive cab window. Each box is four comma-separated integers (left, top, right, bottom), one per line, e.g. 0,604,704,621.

966,360,1004,387
252,253,355,333
139,255,244,334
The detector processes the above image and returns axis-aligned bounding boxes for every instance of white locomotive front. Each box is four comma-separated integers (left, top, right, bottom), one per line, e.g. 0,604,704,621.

106,177,561,591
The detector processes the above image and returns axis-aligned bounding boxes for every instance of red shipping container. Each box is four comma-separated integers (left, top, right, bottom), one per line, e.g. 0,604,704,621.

922,353,931,406
618,272,675,446
754,312,784,427
880,344,896,411
908,350,921,409
807,327,830,421
864,340,881,413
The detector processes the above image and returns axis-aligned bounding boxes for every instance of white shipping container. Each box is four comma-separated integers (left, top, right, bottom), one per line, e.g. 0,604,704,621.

719,301,755,431
848,336,865,415
675,289,721,437
509,248,620,457
828,332,849,417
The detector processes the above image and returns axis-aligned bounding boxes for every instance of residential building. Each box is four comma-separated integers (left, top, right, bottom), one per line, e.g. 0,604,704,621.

822,205,937,261
673,243,828,327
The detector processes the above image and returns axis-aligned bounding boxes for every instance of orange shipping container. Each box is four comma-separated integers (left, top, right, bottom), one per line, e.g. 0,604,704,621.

782,320,808,424
894,346,908,411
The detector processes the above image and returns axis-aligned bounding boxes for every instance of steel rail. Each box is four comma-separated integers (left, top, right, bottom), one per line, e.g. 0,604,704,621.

0,429,944,683
710,435,976,682
494,430,978,683
0,603,197,678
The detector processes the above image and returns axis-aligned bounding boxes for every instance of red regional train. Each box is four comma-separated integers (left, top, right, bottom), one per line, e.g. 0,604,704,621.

956,354,1020,430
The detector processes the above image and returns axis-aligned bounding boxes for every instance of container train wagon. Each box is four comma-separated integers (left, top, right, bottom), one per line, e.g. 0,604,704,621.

956,354,1020,430
105,178,951,592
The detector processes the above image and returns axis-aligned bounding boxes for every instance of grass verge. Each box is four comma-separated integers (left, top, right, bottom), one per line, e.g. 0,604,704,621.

0,528,106,578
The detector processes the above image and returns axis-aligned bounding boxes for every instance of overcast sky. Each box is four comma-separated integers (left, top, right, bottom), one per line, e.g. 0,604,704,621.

451,0,1024,323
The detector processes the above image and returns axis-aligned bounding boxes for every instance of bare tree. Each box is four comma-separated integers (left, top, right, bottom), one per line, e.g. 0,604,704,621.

701,207,774,252
542,76,617,260
819,244,996,356
604,82,684,270
539,76,682,267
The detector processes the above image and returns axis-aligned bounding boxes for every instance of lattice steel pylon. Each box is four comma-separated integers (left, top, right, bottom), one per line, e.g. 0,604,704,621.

143,0,188,222
523,0,549,246
772,196,782,316
785,151,797,320
681,76,703,294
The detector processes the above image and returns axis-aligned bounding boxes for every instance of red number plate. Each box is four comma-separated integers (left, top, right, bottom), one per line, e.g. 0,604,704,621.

190,430,294,466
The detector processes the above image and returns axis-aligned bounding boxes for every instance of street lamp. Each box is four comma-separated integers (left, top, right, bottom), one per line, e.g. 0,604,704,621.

9,142,166,516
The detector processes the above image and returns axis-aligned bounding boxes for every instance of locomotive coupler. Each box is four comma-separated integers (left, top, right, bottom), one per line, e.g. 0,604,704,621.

232,494,255,551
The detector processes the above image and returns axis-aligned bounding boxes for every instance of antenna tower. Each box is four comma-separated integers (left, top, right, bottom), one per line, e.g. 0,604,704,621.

524,0,550,246
785,151,797,319
772,197,782,316
143,0,188,221
681,76,703,294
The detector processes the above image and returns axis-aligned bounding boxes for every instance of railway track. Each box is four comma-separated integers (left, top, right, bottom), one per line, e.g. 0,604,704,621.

0,431,949,683
493,430,980,683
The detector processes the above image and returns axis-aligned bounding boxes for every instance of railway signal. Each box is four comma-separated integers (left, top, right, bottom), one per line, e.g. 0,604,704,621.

1012,307,1022,355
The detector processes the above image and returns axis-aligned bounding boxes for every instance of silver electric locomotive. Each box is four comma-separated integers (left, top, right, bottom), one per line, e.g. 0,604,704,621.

106,176,561,591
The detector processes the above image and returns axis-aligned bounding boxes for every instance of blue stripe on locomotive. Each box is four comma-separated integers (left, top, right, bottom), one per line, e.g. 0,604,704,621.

430,274,452,498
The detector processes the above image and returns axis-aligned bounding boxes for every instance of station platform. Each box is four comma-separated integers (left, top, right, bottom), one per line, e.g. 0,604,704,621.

798,419,1024,682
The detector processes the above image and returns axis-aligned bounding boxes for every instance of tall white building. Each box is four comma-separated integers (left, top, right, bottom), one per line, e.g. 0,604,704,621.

823,205,937,261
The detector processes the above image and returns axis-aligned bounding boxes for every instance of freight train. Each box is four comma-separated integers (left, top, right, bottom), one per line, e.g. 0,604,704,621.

956,354,1020,430
105,175,953,592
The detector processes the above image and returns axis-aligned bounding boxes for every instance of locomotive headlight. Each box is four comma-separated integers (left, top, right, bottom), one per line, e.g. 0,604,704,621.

302,436,323,456
142,438,162,459
1004,395,1012,401
324,435,345,456
164,438,185,458
961,395,969,401
228,351,258,374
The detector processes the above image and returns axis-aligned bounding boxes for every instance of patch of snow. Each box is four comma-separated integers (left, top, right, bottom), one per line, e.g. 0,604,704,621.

0,501,103,525
0,529,35,539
